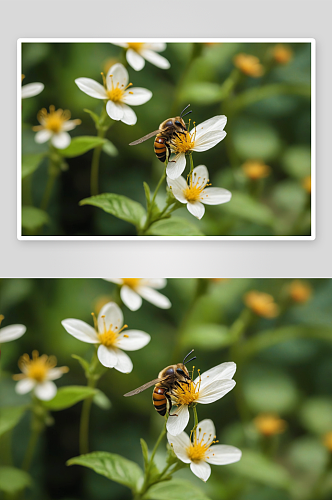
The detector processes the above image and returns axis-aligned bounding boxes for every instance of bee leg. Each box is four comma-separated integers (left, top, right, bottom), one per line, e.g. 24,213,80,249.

166,143,176,163
166,393,178,417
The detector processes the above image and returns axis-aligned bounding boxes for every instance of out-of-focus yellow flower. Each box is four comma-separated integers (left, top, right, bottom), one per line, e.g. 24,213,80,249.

244,290,279,318
302,176,311,193
241,160,271,180
289,280,312,303
210,278,231,283
234,53,264,77
323,431,332,452
254,413,287,436
0,314,4,325
272,44,293,65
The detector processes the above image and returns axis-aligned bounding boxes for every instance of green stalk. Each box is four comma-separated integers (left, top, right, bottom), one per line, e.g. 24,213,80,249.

79,377,97,455
90,128,106,197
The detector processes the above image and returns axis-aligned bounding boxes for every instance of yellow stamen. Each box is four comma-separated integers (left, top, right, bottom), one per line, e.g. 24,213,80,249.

33,105,80,134
106,73,133,102
172,369,201,406
14,350,64,383
186,428,218,462
126,42,144,52
121,278,141,289
98,316,128,348
171,121,196,155
183,171,210,204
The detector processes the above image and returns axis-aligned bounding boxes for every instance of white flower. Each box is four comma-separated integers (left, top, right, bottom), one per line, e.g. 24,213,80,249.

13,350,69,401
104,278,171,312
75,63,152,125
113,42,170,71
166,362,236,436
167,116,227,179
32,105,81,149
167,165,232,220
0,316,26,343
61,302,150,373
21,82,44,99
167,419,242,482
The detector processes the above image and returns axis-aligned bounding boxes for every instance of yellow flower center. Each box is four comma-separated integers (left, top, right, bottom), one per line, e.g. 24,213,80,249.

127,42,144,52
186,428,218,463
289,280,312,303
272,44,293,65
122,278,142,289
183,171,210,203
254,413,287,436
241,161,271,180
172,130,196,155
234,53,264,78
36,105,71,134
244,290,279,318
171,371,201,406
19,351,57,383
97,317,128,348
105,73,133,102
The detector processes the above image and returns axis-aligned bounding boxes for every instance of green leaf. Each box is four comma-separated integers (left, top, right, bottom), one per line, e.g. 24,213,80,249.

22,206,50,231
72,354,90,375
145,478,211,500
181,324,232,350
42,386,97,411
22,153,45,179
0,467,32,494
180,82,222,105
80,193,146,228
233,117,282,161
67,452,143,492
84,108,101,127
288,436,329,474
282,145,311,179
148,217,204,236
231,449,291,490
140,438,149,470
299,397,332,435
222,192,275,226
0,406,27,438
93,390,112,410
143,182,151,205
59,136,106,158
102,139,118,157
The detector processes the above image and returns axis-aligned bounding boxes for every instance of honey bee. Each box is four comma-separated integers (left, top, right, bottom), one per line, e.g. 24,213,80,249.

129,104,192,163
124,349,196,416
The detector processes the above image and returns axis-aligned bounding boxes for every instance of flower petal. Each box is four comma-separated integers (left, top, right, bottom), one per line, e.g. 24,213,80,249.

61,319,99,343
62,120,80,131
15,378,35,394
140,49,170,69
201,187,232,206
167,431,191,463
21,82,44,99
121,104,137,125
191,165,209,190
116,330,151,351
106,100,124,121
126,49,145,71
136,286,171,309
193,130,226,152
35,129,52,144
166,404,190,435
121,285,142,311
47,367,67,380
106,63,129,90
166,154,186,180
194,116,227,140
144,42,167,52
104,278,123,285
34,381,57,401
97,344,118,368
98,302,123,334
205,445,242,465
113,349,133,373
122,88,152,106
167,175,188,203
187,201,205,219
190,461,211,482
51,131,71,149
196,362,237,387
197,379,236,404
195,419,216,448
0,324,26,343
75,78,107,99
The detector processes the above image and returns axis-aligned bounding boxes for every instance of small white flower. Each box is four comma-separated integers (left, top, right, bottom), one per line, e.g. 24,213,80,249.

104,278,171,312
21,75,44,99
13,350,69,401
75,63,152,125
113,42,170,71
32,105,81,149
167,165,232,220
167,419,242,482
0,316,26,343
166,115,227,179
61,302,150,373
166,362,236,436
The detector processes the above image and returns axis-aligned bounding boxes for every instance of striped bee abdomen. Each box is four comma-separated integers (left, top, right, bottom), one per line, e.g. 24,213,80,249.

153,386,167,416
154,136,167,163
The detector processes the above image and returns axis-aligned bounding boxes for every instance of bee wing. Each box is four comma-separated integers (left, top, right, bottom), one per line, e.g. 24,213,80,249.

124,378,162,397
129,130,161,146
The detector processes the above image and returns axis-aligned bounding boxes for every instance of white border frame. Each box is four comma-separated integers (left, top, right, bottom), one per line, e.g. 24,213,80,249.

17,38,316,241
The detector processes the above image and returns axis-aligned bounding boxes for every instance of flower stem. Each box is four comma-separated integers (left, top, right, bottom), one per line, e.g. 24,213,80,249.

22,398,45,472
40,171,57,211
149,423,166,465
79,377,96,455
189,154,194,175
90,129,106,197
21,426,40,472
192,406,199,433
139,165,167,235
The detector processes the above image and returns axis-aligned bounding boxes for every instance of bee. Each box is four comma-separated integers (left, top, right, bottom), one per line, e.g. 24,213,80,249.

129,104,192,163
124,349,196,416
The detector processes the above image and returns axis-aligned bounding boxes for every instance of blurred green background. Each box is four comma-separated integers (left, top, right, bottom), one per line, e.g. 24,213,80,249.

1,278,331,500
21,42,312,236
